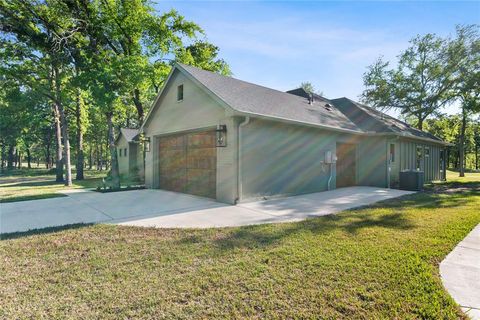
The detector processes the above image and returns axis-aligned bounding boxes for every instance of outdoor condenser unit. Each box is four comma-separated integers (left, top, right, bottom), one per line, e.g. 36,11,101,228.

399,170,424,191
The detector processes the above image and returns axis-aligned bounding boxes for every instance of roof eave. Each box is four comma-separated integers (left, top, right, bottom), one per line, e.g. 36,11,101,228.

379,132,452,146
234,110,365,135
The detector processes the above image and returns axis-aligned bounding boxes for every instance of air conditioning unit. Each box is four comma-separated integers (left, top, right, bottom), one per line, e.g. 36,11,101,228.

399,170,424,191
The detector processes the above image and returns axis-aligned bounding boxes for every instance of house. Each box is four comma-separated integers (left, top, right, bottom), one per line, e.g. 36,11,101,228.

115,128,144,180
134,63,448,204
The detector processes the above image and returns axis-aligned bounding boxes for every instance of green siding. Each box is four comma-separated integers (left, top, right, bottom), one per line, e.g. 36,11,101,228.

357,137,388,187
398,139,444,183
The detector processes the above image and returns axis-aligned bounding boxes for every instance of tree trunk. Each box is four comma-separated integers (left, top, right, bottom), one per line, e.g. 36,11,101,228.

475,143,478,170
7,145,14,169
53,66,72,186
17,151,22,168
98,143,102,171
107,112,120,188
57,101,72,186
89,146,93,170
75,90,84,180
132,88,144,123
26,146,31,169
459,109,467,177
416,115,424,131
1,143,5,171
53,103,64,182
45,139,51,169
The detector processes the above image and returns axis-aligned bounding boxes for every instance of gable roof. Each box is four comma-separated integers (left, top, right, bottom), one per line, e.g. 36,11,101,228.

330,98,444,142
177,64,361,133
142,63,447,145
118,128,139,142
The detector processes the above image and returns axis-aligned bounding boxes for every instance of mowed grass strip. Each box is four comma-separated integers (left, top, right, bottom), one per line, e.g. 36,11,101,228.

0,169,105,203
0,173,479,319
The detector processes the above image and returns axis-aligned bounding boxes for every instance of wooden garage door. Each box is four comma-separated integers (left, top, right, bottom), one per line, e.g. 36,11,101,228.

336,142,356,188
159,131,216,198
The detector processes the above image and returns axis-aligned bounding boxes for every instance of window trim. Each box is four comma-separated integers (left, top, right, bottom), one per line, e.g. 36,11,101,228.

416,145,423,171
177,84,184,102
389,143,395,163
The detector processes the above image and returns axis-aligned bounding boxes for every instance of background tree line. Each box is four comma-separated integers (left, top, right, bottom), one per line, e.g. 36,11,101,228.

362,24,479,176
0,0,230,187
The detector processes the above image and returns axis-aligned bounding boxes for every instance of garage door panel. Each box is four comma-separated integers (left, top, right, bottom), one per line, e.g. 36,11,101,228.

187,132,216,147
159,135,184,149
160,149,186,168
186,170,216,198
158,130,216,199
187,149,216,169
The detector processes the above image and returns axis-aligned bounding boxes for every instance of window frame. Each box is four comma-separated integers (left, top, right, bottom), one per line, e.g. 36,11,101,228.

416,145,423,171
177,84,184,102
389,143,395,163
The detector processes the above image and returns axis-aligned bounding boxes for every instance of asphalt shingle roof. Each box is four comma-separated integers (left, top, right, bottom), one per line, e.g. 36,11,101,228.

120,128,139,142
330,98,443,142
176,63,445,144
179,64,361,132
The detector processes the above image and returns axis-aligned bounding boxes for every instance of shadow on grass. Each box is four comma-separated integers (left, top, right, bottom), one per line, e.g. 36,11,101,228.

0,223,93,241
204,187,479,252
209,209,415,252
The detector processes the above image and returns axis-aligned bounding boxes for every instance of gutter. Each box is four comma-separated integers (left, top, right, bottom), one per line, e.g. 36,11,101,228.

236,116,250,204
234,111,363,136
232,111,451,146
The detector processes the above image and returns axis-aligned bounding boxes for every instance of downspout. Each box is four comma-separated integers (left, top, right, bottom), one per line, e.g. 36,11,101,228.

236,116,250,204
327,163,333,191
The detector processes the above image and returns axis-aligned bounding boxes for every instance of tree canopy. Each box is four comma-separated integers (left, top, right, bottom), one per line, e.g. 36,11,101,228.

0,0,230,186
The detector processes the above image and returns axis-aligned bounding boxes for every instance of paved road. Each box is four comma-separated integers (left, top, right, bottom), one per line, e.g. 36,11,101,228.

1,187,413,234
440,224,480,320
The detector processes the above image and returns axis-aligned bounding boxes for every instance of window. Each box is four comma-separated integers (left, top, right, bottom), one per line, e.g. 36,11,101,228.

416,146,423,170
124,148,127,157
424,147,430,158
389,144,395,163
118,148,121,157
177,84,184,101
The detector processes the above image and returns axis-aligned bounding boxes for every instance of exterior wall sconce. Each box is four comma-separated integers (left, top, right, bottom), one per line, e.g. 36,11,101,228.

143,137,151,152
216,124,227,147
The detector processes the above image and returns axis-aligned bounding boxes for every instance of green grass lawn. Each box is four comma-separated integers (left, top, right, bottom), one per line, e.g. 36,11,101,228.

0,169,106,203
0,171,479,318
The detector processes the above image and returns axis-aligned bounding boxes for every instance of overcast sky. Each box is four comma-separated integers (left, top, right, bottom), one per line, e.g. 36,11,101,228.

156,1,479,117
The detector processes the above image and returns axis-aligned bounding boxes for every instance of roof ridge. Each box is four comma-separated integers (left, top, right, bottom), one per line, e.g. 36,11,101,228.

177,63,314,104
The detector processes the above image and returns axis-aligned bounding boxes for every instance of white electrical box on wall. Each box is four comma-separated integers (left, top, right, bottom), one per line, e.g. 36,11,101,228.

325,151,336,163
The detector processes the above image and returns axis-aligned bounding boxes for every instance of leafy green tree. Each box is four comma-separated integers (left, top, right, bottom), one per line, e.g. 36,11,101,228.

300,81,324,96
0,0,79,185
362,34,454,130
447,25,480,176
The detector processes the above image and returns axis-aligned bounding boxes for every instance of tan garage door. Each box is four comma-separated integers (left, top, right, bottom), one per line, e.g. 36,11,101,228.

159,130,217,198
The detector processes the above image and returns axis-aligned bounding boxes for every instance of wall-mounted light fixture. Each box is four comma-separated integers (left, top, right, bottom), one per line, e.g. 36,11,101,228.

216,124,227,147
143,137,151,152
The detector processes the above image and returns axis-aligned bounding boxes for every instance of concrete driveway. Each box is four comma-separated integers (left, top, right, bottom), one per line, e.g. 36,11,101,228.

1,186,413,234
